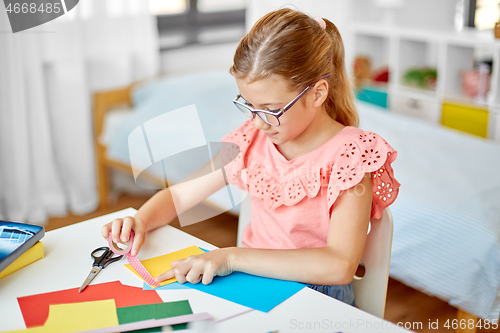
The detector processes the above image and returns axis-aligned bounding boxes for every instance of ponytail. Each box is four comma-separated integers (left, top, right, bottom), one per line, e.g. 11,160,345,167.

323,19,359,127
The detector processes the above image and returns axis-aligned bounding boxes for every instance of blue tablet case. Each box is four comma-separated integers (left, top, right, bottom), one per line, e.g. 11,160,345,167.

0,220,45,273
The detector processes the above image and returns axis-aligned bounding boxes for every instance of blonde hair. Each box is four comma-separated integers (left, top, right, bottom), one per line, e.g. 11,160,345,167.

230,8,358,127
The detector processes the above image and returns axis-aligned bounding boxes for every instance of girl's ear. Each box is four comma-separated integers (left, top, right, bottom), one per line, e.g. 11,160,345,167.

312,79,329,107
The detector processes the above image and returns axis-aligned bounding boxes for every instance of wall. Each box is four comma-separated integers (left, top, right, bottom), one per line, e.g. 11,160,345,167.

245,0,354,74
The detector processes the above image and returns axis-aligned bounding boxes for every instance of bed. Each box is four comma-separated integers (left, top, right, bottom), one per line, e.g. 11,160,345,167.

93,70,500,327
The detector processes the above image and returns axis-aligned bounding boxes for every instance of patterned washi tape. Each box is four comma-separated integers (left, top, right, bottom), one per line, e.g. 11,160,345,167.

108,230,160,287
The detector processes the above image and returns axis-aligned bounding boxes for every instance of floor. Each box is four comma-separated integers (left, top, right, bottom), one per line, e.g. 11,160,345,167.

45,193,497,333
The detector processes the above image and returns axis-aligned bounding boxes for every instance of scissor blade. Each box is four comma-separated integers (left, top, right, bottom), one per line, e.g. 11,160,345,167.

79,266,103,292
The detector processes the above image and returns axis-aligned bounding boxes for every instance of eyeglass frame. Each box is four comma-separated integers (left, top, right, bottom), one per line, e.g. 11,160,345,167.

232,73,331,126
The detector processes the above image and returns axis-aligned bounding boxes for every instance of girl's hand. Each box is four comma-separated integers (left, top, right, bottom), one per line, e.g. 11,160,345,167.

155,248,234,285
101,216,146,256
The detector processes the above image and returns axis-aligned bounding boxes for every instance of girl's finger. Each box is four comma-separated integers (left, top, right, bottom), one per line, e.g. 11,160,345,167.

155,269,175,282
120,216,134,242
201,264,218,285
171,262,192,284
130,219,145,256
170,259,185,268
101,223,112,239
111,218,124,243
185,263,204,284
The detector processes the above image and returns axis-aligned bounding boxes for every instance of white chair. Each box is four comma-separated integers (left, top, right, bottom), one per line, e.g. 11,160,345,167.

237,192,394,319
352,207,393,319
236,192,252,248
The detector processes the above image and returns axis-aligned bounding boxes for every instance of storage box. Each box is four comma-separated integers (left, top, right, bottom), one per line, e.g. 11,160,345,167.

356,86,388,109
390,94,440,123
441,102,489,138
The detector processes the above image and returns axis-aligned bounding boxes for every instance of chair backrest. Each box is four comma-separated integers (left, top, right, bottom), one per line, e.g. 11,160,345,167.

352,208,394,319
236,192,393,319
237,192,252,247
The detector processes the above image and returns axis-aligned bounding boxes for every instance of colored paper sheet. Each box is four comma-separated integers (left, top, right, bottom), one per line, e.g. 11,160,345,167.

143,281,190,290
141,246,305,312
78,313,213,333
6,299,119,333
17,281,162,328
147,272,305,312
124,245,205,286
181,271,306,312
141,247,210,290
117,300,193,332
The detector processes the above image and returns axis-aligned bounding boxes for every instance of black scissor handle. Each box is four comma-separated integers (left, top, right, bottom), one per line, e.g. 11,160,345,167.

91,247,124,268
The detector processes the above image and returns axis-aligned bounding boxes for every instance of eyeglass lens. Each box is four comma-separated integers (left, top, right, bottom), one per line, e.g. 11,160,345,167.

235,103,279,125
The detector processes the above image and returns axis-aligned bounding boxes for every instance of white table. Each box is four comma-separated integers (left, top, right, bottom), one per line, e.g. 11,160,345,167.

0,208,410,333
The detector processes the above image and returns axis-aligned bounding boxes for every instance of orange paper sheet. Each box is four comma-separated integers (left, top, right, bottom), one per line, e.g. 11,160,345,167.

124,245,205,286
17,281,162,328
7,299,118,333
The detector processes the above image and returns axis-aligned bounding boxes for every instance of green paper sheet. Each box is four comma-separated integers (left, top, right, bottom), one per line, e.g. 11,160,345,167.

117,300,193,332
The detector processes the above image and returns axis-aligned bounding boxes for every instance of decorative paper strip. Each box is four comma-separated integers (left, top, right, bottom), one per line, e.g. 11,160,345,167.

108,231,160,287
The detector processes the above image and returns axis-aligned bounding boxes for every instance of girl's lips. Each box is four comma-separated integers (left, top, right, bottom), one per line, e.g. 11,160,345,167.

265,132,277,137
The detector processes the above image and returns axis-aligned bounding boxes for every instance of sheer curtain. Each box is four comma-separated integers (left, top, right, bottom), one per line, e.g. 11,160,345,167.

0,0,159,224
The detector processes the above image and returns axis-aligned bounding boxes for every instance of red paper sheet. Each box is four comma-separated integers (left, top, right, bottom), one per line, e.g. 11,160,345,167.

17,281,162,328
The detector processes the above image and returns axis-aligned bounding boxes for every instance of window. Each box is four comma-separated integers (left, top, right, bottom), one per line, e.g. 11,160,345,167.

198,0,246,12
149,0,246,50
149,0,188,15
466,0,500,30
475,0,500,29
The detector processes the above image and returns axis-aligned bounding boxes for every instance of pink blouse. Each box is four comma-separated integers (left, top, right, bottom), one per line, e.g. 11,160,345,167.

220,119,400,250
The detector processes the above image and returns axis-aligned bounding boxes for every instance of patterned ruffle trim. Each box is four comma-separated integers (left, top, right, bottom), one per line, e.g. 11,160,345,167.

221,123,400,219
240,158,332,210
220,120,258,190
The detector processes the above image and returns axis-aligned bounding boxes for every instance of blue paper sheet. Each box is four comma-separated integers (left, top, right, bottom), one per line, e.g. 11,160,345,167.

144,281,190,290
143,248,306,312
146,272,305,312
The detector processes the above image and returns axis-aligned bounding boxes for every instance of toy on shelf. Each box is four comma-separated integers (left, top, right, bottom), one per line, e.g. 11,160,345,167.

353,55,389,89
372,66,389,84
461,62,491,103
353,56,372,89
402,67,437,91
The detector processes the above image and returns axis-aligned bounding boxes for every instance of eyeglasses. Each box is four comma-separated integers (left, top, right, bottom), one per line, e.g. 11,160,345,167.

232,74,331,126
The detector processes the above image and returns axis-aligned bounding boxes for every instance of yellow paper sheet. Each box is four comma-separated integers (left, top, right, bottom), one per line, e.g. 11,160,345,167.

124,245,206,286
7,299,119,333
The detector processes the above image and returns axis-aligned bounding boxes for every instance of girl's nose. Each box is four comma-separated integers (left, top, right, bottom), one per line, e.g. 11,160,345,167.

253,114,271,131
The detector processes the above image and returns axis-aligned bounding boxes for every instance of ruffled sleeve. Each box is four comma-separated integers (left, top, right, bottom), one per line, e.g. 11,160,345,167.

327,131,400,219
220,120,257,191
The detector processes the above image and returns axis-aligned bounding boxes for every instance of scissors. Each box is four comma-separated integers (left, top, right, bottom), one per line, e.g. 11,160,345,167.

79,246,124,292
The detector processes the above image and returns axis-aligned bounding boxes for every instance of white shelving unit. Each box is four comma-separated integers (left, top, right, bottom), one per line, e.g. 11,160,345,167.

338,0,500,141
350,20,500,141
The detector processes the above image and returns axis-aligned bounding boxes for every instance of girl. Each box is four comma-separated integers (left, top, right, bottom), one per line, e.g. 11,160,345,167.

102,8,400,306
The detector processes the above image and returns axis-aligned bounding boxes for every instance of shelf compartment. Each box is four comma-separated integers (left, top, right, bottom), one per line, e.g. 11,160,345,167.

397,38,439,92
442,44,494,104
354,34,390,70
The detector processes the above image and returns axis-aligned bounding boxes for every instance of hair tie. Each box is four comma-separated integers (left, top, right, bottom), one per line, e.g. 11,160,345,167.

314,17,326,30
